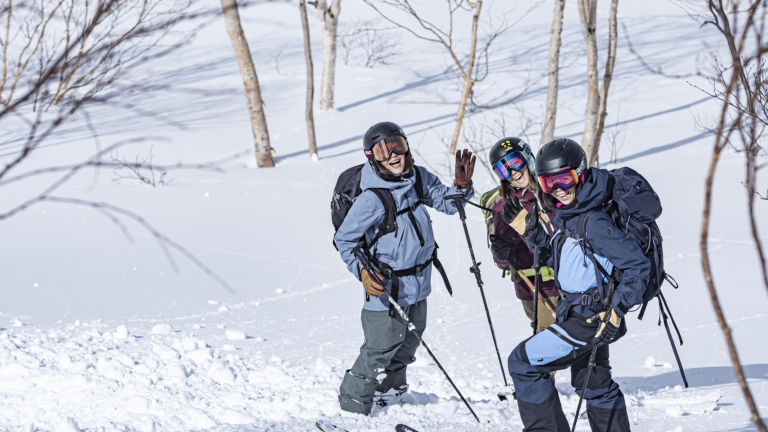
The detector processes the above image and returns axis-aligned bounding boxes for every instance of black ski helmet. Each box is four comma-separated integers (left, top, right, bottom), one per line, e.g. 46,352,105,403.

363,121,407,150
535,138,587,179
488,137,535,175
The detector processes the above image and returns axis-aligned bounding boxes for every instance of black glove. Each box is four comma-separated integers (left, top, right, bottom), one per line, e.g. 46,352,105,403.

587,308,622,346
501,197,524,226
489,235,511,262
523,199,540,241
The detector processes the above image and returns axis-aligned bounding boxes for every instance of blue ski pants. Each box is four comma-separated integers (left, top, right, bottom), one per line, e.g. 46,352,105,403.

508,313,630,432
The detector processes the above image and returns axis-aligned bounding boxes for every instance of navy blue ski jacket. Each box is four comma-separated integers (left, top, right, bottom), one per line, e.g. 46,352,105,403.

529,168,651,319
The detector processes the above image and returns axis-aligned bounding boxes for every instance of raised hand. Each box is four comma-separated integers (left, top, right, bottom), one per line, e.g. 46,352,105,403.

454,149,476,189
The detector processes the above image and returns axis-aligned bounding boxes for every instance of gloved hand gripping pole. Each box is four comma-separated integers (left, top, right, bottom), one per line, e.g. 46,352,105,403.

445,194,509,399
352,243,480,423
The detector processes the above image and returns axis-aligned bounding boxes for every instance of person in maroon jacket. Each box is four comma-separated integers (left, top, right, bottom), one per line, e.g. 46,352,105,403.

487,137,558,334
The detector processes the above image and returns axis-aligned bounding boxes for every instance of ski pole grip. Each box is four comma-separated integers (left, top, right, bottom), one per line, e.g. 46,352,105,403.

533,246,541,271
352,243,385,286
445,194,467,220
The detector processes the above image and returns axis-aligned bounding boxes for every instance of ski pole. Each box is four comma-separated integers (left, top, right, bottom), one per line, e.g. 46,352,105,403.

445,194,509,398
571,280,616,432
531,246,541,336
352,244,480,423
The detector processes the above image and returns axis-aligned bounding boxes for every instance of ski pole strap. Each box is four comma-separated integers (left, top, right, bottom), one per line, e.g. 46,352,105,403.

658,294,688,387
520,266,554,282
431,244,453,296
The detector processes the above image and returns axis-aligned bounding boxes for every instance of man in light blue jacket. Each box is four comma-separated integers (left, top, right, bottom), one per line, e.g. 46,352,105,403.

334,121,475,415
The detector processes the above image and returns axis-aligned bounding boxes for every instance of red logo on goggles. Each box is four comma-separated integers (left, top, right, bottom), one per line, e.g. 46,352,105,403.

538,170,580,194
493,152,527,181
367,136,409,161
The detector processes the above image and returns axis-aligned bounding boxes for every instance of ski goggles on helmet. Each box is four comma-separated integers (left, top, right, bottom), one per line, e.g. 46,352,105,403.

538,169,580,194
493,152,527,180
364,136,409,161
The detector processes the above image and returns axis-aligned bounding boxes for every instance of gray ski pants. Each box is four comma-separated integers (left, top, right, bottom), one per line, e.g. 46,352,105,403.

338,298,427,415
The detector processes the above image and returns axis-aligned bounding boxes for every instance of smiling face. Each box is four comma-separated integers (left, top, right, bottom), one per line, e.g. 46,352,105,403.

506,165,531,189
552,187,577,205
380,152,405,175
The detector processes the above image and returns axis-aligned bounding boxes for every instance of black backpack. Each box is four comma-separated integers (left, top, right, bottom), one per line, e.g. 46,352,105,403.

555,167,686,387
330,163,452,316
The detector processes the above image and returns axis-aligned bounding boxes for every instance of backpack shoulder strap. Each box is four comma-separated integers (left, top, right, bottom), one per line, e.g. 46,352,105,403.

367,188,398,250
414,166,424,201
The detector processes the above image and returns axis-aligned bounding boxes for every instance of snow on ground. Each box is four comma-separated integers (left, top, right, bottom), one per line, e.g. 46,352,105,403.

0,0,767,431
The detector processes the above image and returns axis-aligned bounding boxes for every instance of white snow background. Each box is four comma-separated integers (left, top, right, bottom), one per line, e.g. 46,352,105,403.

0,0,766,431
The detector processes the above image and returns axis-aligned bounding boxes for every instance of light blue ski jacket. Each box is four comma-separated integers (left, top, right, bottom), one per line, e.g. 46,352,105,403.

335,161,473,311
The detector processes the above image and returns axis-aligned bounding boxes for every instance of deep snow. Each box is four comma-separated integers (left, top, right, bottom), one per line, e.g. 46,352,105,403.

0,0,766,431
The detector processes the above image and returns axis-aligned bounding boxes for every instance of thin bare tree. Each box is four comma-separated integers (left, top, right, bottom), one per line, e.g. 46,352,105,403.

0,0,195,111
299,0,318,160
541,0,566,145
696,1,767,431
315,0,341,111
365,0,487,155
220,0,273,168
577,0,618,167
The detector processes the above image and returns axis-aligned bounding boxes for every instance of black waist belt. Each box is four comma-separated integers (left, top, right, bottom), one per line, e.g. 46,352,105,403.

375,244,453,318
393,257,433,277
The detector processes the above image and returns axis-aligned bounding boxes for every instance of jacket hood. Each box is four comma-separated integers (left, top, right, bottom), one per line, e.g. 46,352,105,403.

554,168,614,220
359,160,416,192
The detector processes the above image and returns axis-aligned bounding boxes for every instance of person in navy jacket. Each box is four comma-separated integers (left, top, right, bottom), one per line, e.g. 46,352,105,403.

504,138,650,432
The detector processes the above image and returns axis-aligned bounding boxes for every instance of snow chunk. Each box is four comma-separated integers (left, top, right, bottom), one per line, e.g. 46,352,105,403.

645,356,656,368
218,305,229,312
208,362,235,385
225,330,246,340
665,405,684,416
152,343,180,360
115,325,129,340
186,348,212,365
208,300,219,305
151,324,173,334
124,396,151,414
216,409,255,425
315,357,332,373
53,418,80,432
13,318,23,327
275,288,284,294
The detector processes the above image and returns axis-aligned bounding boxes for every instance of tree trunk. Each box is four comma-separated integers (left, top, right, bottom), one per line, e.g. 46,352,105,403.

317,0,341,111
591,0,618,167
578,0,599,167
299,0,318,160
220,0,273,168
541,0,566,146
448,0,482,155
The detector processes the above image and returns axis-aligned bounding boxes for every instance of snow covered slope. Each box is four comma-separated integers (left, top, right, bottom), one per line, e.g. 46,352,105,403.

0,1,766,431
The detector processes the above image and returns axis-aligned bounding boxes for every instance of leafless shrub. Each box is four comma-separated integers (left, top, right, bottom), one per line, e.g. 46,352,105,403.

695,1,768,431
0,0,197,113
268,47,285,75
111,146,169,187
605,102,628,164
0,0,258,292
338,20,401,67
365,0,544,154
412,108,525,193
